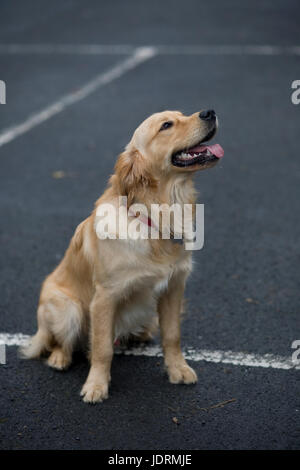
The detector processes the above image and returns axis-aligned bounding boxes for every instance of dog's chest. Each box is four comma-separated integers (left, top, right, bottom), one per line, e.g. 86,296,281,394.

114,252,192,340
114,275,170,340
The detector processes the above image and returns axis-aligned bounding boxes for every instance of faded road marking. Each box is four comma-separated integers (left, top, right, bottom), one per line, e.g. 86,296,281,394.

1,333,299,370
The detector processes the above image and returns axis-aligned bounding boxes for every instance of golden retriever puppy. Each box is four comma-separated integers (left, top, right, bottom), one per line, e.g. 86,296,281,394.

21,109,224,403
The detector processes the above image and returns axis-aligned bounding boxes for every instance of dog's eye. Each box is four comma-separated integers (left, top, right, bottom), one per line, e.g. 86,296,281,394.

160,121,173,131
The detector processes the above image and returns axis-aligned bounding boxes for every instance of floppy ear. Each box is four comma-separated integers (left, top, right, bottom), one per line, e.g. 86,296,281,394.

112,148,156,205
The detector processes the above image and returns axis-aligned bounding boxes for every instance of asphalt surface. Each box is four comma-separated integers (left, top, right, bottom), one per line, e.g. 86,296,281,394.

0,0,300,450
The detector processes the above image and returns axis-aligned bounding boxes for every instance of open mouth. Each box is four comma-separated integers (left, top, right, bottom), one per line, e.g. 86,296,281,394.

171,128,224,168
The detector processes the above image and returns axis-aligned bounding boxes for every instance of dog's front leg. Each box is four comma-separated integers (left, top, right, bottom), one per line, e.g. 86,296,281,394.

158,275,197,385
81,284,115,403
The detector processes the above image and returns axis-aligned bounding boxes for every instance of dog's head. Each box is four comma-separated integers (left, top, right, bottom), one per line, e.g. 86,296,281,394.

113,110,224,202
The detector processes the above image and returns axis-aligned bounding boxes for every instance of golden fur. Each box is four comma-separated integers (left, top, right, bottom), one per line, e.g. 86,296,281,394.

21,110,219,403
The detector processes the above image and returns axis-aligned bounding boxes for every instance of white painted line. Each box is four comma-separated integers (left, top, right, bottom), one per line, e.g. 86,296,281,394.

118,345,300,370
157,45,300,55
0,333,30,346
0,44,135,55
0,44,299,56
0,47,156,148
1,333,299,370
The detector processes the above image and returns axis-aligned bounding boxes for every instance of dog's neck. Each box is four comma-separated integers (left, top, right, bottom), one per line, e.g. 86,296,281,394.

109,172,197,243
151,175,197,241
160,174,197,207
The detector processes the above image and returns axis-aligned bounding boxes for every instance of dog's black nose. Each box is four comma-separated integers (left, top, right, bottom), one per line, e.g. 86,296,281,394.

199,109,216,121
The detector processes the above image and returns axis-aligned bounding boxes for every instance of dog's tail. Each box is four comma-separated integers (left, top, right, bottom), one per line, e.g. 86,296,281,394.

19,329,51,359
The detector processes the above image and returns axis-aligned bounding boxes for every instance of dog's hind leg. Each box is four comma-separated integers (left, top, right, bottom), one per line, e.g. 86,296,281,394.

47,346,72,370
21,292,84,371
46,294,84,370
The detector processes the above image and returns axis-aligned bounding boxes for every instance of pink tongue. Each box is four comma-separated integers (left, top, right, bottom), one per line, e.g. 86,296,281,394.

189,143,224,158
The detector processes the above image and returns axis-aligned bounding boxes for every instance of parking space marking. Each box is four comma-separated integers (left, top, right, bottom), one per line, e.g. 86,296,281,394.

0,44,299,56
0,44,134,55
0,46,156,148
1,42,297,149
1,333,299,370
158,45,300,55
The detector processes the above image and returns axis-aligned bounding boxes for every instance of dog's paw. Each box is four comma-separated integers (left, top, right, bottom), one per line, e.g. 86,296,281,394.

167,362,198,384
80,381,109,404
47,348,71,370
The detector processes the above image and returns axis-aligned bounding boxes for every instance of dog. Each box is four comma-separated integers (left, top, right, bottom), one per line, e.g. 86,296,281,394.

21,109,224,403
